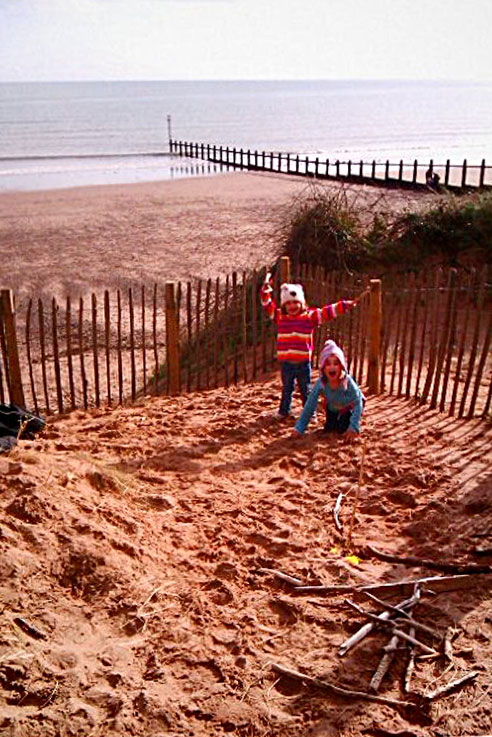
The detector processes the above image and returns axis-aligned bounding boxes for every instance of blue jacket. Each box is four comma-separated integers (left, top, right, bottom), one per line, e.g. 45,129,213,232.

295,375,365,434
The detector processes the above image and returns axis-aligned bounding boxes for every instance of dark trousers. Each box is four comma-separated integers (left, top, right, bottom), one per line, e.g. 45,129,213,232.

279,361,311,416
324,408,352,433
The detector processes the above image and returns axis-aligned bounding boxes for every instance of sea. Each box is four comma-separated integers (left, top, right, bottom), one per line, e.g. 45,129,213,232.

1,79,492,192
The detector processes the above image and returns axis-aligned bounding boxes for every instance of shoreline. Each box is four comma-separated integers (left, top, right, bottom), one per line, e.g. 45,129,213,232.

0,171,435,303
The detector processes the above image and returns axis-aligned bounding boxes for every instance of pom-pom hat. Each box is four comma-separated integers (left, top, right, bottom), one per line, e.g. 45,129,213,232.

320,339,348,375
280,283,306,307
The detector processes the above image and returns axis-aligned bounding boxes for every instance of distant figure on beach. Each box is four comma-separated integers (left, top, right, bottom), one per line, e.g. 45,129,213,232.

426,167,441,191
260,276,358,418
293,339,365,440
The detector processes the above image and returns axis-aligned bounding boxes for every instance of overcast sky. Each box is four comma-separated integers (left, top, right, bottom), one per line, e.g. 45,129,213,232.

1,0,491,83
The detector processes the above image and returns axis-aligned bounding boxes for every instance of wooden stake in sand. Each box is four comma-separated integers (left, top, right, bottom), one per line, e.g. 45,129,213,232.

346,439,366,550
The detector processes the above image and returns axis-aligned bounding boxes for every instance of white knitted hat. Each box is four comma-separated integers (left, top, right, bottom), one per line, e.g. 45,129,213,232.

280,283,306,307
319,340,347,373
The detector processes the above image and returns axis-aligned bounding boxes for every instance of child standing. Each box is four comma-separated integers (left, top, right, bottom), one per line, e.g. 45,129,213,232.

294,339,365,437
260,278,357,418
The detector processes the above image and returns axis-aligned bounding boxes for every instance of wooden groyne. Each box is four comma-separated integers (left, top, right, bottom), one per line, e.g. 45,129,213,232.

169,140,491,192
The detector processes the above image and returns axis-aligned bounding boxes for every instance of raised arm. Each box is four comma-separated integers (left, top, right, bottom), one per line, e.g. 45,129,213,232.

347,376,365,433
260,275,276,320
320,299,357,323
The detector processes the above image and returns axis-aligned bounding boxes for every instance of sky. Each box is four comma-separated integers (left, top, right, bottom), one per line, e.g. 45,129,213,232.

1,0,492,83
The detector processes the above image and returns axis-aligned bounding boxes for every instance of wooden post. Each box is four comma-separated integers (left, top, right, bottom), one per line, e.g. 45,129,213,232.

92,293,100,408
359,160,363,177
479,159,485,188
326,159,330,177
461,159,467,188
398,160,403,183
336,160,340,177
165,283,180,395
371,160,376,179
280,256,291,284
412,159,418,184
347,160,352,177
66,296,75,410
52,297,64,413
385,160,389,180
315,157,319,178
26,299,39,414
0,289,25,407
445,159,450,187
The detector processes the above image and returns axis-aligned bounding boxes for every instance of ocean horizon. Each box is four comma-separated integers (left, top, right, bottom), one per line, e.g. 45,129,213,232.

1,79,492,191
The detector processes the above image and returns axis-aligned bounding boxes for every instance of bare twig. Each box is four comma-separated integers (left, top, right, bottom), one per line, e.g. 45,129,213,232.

370,633,400,692
344,600,438,655
338,589,420,657
13,617,47,641
424,671,479,701
256,568,305,587
366,545,491,575
270,662,411,709
403,626,417,694
294,572,491,597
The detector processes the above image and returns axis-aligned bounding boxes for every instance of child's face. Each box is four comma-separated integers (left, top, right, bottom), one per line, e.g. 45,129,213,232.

323,355,342,381
285,300,302,316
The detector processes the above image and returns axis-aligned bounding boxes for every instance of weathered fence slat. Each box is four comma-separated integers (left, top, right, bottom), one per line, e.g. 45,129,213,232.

104,290,111,406
38,298,50,414
195,279,202,391
117,290,123,405
66,296,75,411
449,270,474,416
129,289,136,402
186,281,192,393
26,298,38,414
79,297,88,410
467,298,492,418
205,278,212,390
420,268,443,404
152,284,159,395
141,286,147,396
439,270,460,412
52,297,64,413
458,267,488,418
430,269,457,410
92,293,100,408
165,283,180,395
213,276,220,389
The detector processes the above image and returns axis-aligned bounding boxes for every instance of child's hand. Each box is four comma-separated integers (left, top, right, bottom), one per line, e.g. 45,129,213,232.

260,282,273,300
345,299,358,310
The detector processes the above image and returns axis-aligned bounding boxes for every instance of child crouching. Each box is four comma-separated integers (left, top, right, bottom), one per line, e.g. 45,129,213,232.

294,340,365,438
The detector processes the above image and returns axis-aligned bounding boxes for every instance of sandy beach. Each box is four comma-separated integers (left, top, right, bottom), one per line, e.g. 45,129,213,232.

0,171,436,302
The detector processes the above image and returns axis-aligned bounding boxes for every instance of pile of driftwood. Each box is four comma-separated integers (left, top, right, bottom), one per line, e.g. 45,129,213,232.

257,554,491,714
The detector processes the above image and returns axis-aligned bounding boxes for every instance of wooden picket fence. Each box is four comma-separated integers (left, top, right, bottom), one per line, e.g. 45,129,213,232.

0,261,491,420
170,140,492,191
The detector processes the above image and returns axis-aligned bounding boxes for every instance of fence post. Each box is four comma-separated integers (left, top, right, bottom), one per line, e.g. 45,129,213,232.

280,257,291,284
461,159,467,188
0,289,25,407
371,160,376,179
384,160,389,180
479,159,485,188
444,159,450,186
165,283,180,395
412,159,418,184
367,279,382,395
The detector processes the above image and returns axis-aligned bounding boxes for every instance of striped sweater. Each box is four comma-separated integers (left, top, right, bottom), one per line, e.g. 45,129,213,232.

261,297,352,363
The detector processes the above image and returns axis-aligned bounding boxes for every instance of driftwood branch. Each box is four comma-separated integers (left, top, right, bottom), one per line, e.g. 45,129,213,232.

294,572,491,597
13,617,47,641
424,670,479,701
338,589,420,657
333,492,344,532
369,633,400,692
270,662,411,709
256,568,305,586
361,592,438,638
344,600,438,655
403,626,417,693
366,545,491,575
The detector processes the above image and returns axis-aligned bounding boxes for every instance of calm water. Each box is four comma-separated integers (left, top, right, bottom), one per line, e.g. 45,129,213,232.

1,79,492,191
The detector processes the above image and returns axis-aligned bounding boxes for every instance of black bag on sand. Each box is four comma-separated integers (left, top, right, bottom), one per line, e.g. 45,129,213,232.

0,403,45,453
